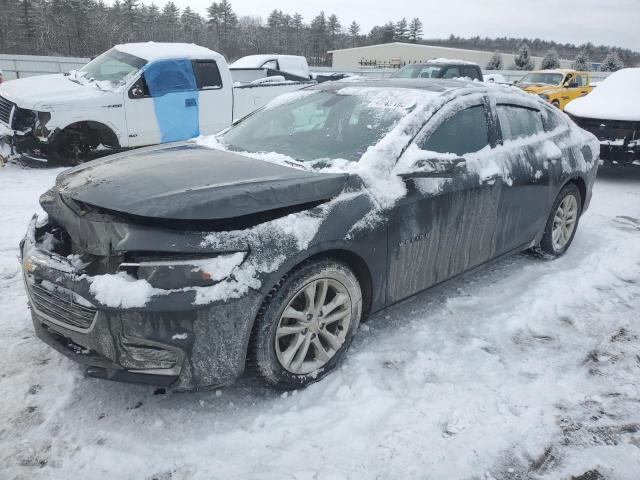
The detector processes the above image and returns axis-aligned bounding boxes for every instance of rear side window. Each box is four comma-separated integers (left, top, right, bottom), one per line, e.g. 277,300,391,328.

420,105,489,156
442,67,461,79
194,60,222,89
497,105,544,141
461,67,480,80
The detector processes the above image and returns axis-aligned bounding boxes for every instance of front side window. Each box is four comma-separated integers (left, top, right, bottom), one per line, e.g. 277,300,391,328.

143,59,197,97
222,90,415,162
261,60,278,70
76,48,146,87
497,105,543,141
419,105,489,156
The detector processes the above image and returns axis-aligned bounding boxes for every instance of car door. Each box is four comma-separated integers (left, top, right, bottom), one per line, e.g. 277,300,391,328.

491,102,555,253
128,59,200,145
387,99,502,304
125,73,161,147
192,60,232,135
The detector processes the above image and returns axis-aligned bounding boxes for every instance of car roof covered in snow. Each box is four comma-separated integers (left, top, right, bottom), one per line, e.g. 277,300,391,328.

565,68,640,121
113,42,225,62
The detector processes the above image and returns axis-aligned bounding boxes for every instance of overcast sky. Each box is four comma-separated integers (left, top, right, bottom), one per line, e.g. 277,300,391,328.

138,0,639,51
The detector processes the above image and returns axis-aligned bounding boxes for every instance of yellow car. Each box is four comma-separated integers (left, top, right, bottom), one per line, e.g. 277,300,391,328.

517,69,593,110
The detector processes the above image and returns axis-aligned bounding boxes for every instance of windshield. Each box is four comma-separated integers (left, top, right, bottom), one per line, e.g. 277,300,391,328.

519,73,564,86
222,89,414,163
75,49,146,87
391,64,442,79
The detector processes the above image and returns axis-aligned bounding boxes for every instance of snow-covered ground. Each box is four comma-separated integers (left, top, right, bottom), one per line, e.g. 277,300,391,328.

1,163,639,480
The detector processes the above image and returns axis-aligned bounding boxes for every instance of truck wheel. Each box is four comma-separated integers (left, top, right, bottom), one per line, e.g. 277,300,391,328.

538,183,582,257
250,258,362,390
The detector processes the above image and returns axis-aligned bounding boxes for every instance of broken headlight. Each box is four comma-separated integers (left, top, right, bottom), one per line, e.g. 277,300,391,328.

11,107,37,131
120,252,247,290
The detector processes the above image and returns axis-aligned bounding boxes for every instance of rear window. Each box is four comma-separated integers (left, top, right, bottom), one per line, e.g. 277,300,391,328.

194,60,223,89
497,105,544,141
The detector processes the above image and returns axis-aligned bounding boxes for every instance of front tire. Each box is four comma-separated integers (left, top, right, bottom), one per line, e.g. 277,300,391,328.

538,183,582,257
250,259,362,390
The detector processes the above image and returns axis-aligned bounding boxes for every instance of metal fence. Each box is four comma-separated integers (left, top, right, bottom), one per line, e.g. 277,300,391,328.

0,54,89,80
311,66,612,83
0,54,613,84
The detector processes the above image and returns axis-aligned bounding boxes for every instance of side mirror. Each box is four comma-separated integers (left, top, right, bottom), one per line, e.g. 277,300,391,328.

400,157,467,179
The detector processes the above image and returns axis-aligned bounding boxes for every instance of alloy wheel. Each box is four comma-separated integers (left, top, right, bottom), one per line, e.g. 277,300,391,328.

275,278,352,375
552,194,578,251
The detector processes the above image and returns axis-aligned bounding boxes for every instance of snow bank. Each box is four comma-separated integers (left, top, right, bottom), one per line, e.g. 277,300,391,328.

565,68,640,121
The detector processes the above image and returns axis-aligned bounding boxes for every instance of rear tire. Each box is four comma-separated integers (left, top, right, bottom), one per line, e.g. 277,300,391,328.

250,259,362,390
538,183,582,257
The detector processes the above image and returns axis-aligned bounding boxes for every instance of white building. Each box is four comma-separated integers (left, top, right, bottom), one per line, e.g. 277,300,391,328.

328,42,572,70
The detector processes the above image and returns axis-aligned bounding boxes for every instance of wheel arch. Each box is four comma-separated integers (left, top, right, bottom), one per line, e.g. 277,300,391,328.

51,120,121,149
260,246,374,322
562,175,587,210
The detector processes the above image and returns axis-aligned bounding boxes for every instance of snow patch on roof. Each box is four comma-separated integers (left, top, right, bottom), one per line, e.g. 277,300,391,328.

114,42,223,62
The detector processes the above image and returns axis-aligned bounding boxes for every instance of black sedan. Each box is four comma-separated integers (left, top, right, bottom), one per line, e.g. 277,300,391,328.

21,79,599,391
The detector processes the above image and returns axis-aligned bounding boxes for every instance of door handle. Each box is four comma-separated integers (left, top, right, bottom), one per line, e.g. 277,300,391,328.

185,98,197,107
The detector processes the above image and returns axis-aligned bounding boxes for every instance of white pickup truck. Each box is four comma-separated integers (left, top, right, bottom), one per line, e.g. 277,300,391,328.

0,43,314,164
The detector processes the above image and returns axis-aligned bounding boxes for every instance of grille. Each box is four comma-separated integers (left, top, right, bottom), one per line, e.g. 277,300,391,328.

0,95,15,126
28,280,97,330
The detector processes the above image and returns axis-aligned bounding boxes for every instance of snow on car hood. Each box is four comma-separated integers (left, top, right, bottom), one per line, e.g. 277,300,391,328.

0,74,115,110
54,143,348,221
565,68,640,121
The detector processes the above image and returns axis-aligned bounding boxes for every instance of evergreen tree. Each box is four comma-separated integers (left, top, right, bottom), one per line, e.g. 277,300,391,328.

408,18,423,43
207,0,238,56
327,14,341,50
395,18,408,41
310,11,327,65
572,50,590,71
600,50,624,72
513,43,535,70
348,21,360,47
540,48,560,69
486,51,503,70
161,1,180,42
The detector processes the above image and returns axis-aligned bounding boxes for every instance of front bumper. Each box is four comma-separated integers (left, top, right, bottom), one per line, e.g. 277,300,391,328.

21,217,263,391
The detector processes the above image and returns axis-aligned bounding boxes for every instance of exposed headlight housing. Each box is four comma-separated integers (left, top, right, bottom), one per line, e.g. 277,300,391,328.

120,252,247,289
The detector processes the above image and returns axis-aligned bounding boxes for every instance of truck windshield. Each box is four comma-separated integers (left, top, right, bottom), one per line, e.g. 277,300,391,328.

519,73,564,86
75,49,146,87
391,64,442,79
222,90,413,162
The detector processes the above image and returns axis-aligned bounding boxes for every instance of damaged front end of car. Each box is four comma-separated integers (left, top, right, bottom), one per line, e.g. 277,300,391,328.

21,205,267,391
20,144,354,390
0,94,56,165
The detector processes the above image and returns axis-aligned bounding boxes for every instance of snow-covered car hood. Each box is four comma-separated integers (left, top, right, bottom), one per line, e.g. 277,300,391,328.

565,68,640,122
54,143,348,221
0,74,117,111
